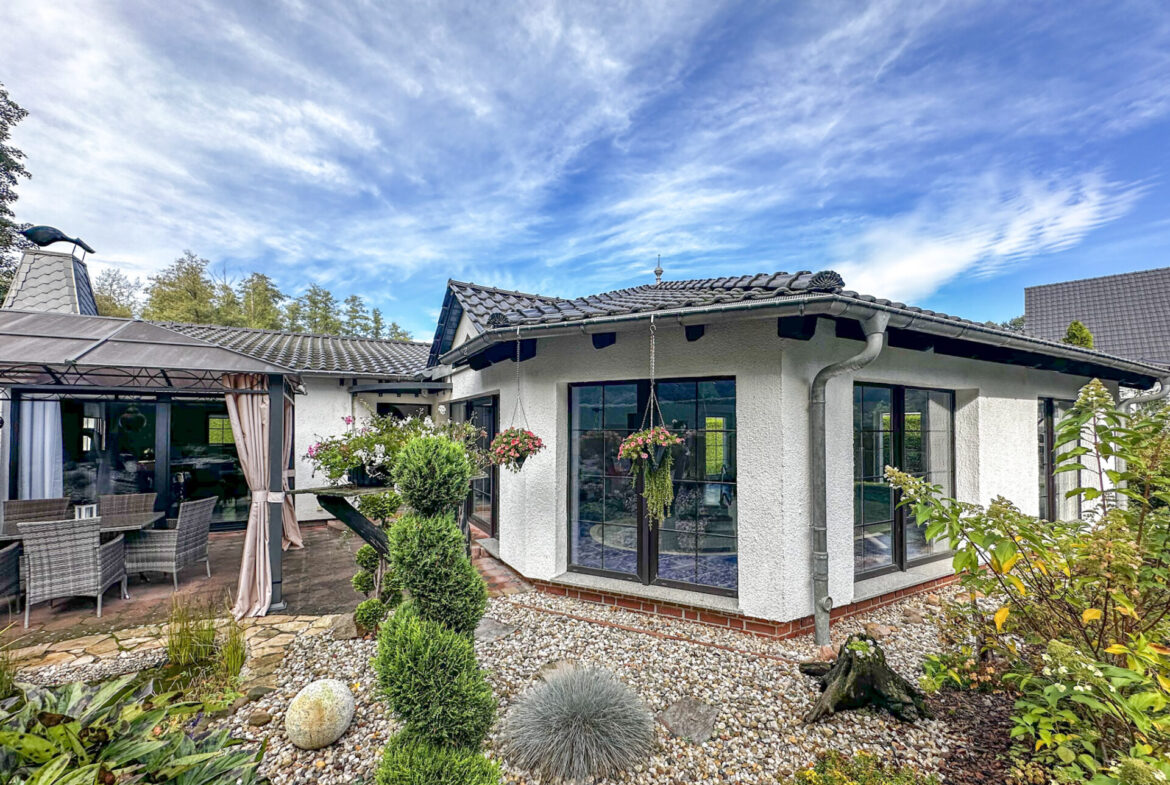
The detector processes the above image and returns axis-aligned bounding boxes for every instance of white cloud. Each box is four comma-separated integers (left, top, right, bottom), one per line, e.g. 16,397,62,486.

834,172,1143,302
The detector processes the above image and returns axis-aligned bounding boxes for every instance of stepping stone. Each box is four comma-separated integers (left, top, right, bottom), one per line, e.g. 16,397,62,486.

537,658,580,682
658,697,720,744
474,616,517,643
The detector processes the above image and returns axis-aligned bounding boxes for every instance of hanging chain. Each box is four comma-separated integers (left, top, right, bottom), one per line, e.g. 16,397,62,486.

509,326,531,430
641,316,665,430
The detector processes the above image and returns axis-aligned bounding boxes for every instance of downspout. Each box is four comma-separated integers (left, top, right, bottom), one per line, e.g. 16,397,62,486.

1120,377,1170,413
809,312,889,646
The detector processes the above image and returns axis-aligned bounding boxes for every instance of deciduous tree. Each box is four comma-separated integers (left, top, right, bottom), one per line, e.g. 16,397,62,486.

0,83,31,303
93,267,140,317
141,251,218,323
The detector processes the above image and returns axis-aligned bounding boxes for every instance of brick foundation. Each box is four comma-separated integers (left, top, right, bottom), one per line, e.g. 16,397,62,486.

531,572,958,641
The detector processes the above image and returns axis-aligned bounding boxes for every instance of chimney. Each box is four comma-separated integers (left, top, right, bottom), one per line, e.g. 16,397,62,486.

1,248,98,315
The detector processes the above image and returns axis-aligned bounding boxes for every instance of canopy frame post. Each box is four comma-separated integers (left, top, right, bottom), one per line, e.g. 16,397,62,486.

267,373,286,611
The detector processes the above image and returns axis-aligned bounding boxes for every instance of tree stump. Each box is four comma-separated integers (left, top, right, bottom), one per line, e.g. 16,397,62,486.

800,633,929,723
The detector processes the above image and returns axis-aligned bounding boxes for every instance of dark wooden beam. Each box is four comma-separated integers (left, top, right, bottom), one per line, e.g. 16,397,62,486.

777,316,819,341
685,324,706,342
591,332,617,349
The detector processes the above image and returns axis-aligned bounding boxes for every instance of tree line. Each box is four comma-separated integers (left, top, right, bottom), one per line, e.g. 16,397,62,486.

95,250,412,340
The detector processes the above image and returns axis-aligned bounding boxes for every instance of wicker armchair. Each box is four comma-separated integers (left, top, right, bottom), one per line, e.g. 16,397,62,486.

125,497,216,591
1,498,71,538
98,493,158,517
18,519,128,628
0,542,19,616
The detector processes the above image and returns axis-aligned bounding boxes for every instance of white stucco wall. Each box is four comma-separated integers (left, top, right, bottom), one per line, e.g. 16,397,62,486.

446,315,1106,624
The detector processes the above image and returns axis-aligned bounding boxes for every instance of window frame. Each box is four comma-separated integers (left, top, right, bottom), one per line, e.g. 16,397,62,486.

451,394,499,538
853,382,956,580
1038,397,1081,522
566,375,738,598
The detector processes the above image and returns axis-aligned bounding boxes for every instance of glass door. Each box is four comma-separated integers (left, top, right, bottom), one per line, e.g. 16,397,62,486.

461,396,498,537
169,400,250,526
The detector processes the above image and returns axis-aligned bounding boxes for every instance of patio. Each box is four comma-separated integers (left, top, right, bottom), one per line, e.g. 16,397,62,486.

1,523,363,647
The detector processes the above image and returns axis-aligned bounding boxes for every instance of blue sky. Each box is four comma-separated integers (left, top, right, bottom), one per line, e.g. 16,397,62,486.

1,1,1168,339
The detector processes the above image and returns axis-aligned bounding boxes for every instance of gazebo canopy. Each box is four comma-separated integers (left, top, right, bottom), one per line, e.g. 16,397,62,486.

0,310,295,390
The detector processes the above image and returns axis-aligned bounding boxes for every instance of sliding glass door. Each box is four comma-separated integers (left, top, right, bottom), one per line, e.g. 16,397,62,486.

569,378,738,595
60,400,158,504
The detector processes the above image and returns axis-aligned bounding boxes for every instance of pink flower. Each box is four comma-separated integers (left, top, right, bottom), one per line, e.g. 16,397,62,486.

343,416,355,426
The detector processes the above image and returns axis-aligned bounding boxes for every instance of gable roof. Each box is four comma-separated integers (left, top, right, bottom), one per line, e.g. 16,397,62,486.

157,322,431,377
1,250,98,315
435,270,1167,388
427,280,568,366
1025,267,1170,366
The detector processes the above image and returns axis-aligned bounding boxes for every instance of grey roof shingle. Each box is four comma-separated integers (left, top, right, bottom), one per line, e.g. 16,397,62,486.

1025,268,1170,366
1,250,99,315
156,322,431,377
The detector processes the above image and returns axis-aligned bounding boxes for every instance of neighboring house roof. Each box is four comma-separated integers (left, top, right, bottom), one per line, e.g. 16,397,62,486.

1,250,98,315
432,271,1167,387
1025,267,1170,366
158,322,431,377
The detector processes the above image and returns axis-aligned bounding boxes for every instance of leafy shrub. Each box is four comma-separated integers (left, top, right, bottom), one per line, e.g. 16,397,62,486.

919,647,1001,694
888,380,1170,782
357,490,403,525
0,674,262,784
356,544,381,572
389,512,487,636
373,604,495,750
353,569,376,596
375,733,500,785
794,750,938,784
501,667,654,782
380,568,404,607
355,597,389,632
393,437,474,518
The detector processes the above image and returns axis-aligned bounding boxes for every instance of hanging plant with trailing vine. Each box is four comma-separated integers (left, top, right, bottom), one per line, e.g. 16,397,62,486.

618,425,682,527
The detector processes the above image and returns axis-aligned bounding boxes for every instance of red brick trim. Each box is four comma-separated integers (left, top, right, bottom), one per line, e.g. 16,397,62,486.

530,572,958,641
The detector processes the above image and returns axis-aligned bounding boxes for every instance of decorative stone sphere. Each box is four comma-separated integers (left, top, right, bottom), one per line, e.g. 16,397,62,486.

284,678,355,749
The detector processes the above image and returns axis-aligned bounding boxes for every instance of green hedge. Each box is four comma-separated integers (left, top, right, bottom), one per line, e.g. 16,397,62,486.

389,513,487,636
374,604,495,750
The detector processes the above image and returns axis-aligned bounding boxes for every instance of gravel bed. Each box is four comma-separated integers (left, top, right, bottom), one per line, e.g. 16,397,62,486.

17,649,168,686
207,589,980,784
211,633,392,785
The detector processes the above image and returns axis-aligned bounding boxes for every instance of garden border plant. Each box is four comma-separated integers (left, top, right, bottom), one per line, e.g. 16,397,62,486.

888,379,1170,783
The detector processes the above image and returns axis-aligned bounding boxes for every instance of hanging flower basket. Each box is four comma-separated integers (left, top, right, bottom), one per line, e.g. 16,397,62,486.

491,427,546,473
618,426,683,527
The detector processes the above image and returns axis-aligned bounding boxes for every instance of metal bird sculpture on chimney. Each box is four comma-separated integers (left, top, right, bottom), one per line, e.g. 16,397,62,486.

20,225,96,256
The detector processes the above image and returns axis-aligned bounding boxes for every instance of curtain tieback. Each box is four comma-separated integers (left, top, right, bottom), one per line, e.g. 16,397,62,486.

251,490,285,504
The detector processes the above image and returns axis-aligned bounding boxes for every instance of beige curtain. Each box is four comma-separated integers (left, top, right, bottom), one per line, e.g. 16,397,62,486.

282,396,303,550
224,373,272,619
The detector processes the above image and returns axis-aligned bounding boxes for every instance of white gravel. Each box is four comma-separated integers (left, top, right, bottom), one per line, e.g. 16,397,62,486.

200,587,969,784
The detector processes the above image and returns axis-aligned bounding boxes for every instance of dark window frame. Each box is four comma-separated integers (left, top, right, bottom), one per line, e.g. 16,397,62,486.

567,375,738,598
1038,397,1080,522
853,382,956,580
450,394,499,538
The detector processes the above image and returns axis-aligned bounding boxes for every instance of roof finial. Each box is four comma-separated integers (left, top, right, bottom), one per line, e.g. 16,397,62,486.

654,254,663,285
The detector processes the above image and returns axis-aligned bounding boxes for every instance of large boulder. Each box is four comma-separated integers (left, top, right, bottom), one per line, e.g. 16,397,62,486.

284,679,355,749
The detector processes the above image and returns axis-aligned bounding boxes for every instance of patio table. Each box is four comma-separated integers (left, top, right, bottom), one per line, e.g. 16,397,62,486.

0,511,164,541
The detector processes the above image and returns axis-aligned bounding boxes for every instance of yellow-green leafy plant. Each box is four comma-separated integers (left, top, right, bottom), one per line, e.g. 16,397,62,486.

888,379,1170,782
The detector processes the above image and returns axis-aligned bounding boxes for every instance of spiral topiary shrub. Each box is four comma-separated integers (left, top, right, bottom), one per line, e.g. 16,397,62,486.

352,569,376,596
389,513,487,636
375,733,500,785
392,436,473,518
354,597,388,632
501,667,654,782
374,603,495,750
356,544,380,572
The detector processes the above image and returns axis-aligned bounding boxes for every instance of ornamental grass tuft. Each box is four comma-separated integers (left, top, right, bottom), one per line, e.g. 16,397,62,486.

501,667,654,782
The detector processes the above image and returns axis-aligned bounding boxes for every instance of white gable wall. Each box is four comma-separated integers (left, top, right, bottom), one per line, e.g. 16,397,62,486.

445,316,1103,624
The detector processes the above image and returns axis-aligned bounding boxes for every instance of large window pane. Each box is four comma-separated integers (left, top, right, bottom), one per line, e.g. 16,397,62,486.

854,384,953,575
570,379,737,593
61,400,157,505
170,400,249,525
